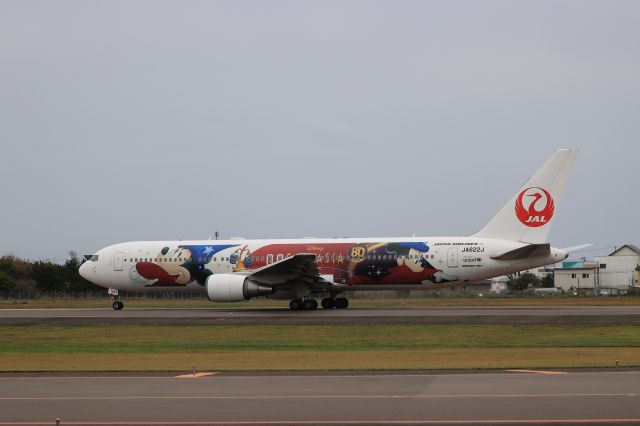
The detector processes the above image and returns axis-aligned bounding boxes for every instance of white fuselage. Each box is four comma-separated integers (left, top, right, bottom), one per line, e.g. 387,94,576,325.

80,236,567,294
79,149,578,307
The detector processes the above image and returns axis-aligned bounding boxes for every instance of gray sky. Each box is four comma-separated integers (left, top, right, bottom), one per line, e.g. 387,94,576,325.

1,0,638,261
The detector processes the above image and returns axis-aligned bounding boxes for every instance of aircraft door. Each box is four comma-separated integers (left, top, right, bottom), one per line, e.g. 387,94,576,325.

447,248,458,268
114,252,124,271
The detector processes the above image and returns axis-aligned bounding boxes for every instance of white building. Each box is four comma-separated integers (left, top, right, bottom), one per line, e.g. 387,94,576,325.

594,255,637,289
553,245,640,294
554,261,599,293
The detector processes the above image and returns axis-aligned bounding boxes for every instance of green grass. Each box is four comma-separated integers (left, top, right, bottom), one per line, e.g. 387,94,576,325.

2,325,640,353
1,324,640,371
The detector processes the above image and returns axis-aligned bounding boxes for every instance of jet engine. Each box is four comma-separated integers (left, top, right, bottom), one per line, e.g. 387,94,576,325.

206,274,274,302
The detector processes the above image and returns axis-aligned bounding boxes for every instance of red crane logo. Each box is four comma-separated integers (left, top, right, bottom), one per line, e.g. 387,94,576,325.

515,187,555,227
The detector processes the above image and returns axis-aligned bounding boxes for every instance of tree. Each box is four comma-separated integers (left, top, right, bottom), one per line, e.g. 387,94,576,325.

0,256,16,277
31,261,66,291
540,273,555,288
63,251,93,291
0,270,15,291
512,272,540,290
0,252,94,292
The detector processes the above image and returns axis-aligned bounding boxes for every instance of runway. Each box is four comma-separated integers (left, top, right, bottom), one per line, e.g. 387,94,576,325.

2,306,640,325
0,370,639,425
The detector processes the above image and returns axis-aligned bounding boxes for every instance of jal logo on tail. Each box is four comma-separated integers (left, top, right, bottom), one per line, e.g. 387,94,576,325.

515,187,555,227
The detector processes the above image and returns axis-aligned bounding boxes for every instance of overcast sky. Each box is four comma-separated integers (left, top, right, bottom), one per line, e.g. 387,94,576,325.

1,0,638,261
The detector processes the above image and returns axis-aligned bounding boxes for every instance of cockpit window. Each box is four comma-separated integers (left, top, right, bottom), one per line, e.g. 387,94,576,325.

90,255,99,262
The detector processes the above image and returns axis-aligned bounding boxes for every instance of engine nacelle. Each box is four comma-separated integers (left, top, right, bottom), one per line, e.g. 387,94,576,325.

206,274,274,302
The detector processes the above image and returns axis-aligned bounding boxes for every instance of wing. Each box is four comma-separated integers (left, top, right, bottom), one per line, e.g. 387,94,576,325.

244,253,321,286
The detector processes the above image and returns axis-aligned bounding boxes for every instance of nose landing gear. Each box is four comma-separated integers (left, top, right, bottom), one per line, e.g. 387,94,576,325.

108,288,123,310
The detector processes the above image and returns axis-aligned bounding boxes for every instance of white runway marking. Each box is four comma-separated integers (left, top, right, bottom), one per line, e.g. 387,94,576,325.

507,369,568,375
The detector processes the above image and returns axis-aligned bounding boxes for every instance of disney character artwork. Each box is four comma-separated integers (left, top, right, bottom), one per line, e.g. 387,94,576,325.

348,242,456,285
130,244,237,287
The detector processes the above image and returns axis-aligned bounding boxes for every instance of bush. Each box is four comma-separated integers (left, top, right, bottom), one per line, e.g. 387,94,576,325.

0,270,15,291
511,272,540,290
2,252,93,292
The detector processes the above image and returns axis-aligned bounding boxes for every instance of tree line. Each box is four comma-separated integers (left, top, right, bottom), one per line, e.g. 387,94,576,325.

0,252,95,292
510,272,555,290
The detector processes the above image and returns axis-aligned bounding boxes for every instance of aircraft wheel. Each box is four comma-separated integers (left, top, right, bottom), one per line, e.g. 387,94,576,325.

302,299,315,311
321,298,335,309
310,299,318,310
334,298,349,309
112,300,124,310
289,299,301,310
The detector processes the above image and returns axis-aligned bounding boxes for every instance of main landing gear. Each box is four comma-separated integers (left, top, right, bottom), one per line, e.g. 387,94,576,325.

289,296,349,310
321,297,349,309
289,298,318,311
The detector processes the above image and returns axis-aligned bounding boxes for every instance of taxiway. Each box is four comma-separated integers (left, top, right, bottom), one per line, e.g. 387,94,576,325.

1,306,639,325
0,370,639,425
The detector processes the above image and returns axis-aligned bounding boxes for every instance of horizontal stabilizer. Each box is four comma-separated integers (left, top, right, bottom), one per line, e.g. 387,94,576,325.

491,244,550,261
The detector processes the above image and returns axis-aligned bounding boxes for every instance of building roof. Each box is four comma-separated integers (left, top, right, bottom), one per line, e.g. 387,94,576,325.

609,245,640,256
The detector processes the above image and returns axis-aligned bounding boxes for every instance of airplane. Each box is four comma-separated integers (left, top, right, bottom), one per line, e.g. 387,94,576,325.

80,149,577,311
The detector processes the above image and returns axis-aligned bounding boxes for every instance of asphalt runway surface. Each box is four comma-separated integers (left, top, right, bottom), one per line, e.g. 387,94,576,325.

2,306,640,325
1,370,639,425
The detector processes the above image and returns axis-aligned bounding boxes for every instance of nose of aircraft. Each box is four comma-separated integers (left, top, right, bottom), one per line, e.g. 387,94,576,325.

79,262,90,280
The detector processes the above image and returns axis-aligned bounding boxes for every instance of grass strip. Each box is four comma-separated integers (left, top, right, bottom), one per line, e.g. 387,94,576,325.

1,348,638,371
2,325,639,353
1,324,639,371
